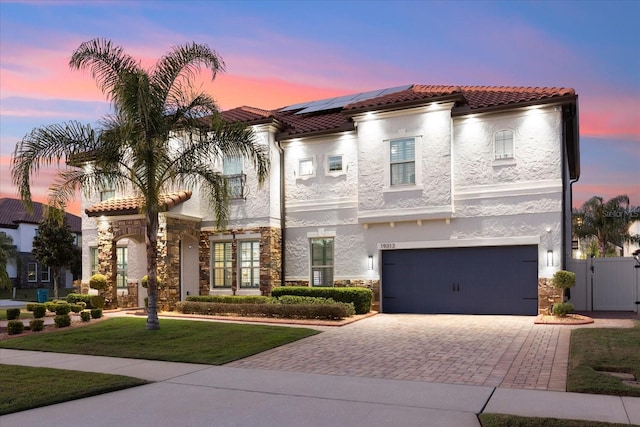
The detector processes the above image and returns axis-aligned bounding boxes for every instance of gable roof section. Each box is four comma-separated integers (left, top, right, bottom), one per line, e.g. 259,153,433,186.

0,198,81,232
85,191,192,217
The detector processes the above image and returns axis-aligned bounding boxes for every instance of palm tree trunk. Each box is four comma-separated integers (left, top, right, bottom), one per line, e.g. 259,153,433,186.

146,210,160,330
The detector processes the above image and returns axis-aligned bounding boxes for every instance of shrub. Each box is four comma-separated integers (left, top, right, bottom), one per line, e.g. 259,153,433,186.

29,319,45,332
6,308,21,320
45,301,57,312
89,295,105,309
90,308,103,319
271,286,373,314
552,302,574,317
551,270,576,290
186,295,272,304
54,314,71,328
69,304,83,313
176,301,352,320
7,320,25,335
32,304,46,319
80,311,91,322
66,293,92,307
26,303,37,312
55,303,71,315
141,275,163,289
89,273,108,290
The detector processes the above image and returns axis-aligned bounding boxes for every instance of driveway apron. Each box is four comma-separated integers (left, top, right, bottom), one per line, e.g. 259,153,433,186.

229,314,619,391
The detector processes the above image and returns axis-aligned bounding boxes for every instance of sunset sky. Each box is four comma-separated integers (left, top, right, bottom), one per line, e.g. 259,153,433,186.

1,0,638,215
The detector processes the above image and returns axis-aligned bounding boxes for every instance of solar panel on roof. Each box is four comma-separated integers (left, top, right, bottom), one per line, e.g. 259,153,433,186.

278,84,412,115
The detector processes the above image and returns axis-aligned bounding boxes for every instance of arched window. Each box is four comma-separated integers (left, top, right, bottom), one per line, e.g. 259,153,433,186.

494,130,514,159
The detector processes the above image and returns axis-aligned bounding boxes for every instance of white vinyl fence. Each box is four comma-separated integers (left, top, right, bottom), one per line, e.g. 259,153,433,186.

568,257,639,312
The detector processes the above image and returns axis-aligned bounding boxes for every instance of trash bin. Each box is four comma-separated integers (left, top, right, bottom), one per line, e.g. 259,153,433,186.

36,288,49,303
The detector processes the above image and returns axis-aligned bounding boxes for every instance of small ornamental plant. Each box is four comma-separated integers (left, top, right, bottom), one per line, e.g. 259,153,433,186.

89,273,108,290
29,319,45,332
141,275,163,289
7,320,25,335
551,270,576,317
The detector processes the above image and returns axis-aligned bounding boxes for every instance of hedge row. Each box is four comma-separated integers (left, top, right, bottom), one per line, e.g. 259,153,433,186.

186,295,271,304
66,293,105,309
271,287,372,314
176,301,351,320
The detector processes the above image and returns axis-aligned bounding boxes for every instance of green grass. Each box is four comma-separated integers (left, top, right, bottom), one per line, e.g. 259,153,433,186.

0,317,320,364
479,414,630,427
0,309,32,321
567,320,640,397
0,364,148,415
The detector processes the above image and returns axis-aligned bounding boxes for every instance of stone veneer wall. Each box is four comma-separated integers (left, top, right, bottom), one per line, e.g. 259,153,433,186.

198,227,282,296
538,278,564,315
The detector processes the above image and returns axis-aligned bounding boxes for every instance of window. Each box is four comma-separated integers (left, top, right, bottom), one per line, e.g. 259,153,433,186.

100,188,115,201
327,155,343,173
298,158,313,176
28,262,37,282
239,241,260,288
212,242,232,288
390,138,415,185
116,247,128,288
41,266,51,282
90,247,99,276
311,238,334,287
223,156,245,199
494,130,514,159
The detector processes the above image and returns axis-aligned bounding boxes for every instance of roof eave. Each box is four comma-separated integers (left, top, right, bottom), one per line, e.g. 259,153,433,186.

277,123,356,141
451,94,578,117
343,93,464,116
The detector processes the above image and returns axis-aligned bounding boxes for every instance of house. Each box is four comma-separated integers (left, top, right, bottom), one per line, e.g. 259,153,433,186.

81,84,579,315
0,198,82,289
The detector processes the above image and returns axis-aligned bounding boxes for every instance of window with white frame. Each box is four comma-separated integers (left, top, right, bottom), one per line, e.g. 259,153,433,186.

327,154,343,173
239,241,260,288
100,187,115,201
90,247,99,276
390,137,415,185
494,130,514,159
212,242,232,288
116,247,128,289
41,266,51,282
28,262,37,282
310,238,334,287
298,158,313,176
223,156,245,198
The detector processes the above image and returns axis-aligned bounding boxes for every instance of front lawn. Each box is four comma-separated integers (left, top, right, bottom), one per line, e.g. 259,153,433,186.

0,309,32,321
0,364,148,415
479,414,629,427
0,317,319,364
568,320,640,397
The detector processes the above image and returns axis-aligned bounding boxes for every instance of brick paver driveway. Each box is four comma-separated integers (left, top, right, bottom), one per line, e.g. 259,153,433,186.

229,314,635,391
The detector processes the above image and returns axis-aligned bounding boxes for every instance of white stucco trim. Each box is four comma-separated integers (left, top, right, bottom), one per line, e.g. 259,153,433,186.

376,236,540,250
287,198,357,212
164,212,202,221
306,229,337,238
358,205,453,224
455,179,562,200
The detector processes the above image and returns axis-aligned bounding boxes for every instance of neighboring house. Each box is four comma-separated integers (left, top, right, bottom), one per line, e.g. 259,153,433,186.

623,220,640,256
81,84,579,315
0,198,81,289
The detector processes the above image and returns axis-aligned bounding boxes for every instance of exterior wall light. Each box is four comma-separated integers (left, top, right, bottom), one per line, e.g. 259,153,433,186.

367,255,374,270
546,250,553,267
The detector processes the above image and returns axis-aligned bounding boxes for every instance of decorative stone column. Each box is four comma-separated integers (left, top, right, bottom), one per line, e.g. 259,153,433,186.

538,278,563,314
96,219,117,309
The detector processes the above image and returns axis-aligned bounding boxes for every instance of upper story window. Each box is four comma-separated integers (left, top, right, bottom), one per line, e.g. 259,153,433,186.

327,155,343,173
298,158,314,177
390,137,415,186
100,187,115,201
494,130,514,160
223,156,245,199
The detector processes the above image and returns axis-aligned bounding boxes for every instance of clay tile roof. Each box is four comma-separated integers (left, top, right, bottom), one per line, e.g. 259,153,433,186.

85,191,192,217
276,111,352,138
344,85,462,111
0,198,81,232
219,106,274,123
459,86,576,109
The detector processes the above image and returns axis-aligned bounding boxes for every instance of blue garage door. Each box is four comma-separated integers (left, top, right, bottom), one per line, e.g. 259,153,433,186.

381,245,538,315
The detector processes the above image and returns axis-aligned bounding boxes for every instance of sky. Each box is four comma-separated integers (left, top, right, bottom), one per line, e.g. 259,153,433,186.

1,0,639,215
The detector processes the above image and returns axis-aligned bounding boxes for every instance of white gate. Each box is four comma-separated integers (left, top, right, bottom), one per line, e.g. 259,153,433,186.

568,257,639,312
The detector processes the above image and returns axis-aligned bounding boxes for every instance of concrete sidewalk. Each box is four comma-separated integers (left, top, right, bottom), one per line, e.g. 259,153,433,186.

1,349,638,426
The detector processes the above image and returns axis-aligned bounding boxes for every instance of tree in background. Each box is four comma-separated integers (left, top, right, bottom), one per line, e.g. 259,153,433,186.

0,232,18,289
12,39,269,330
32,209,78,300
573,195,639,257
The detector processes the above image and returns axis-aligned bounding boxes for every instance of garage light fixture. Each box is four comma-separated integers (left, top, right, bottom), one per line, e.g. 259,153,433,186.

546,250,553,267
367,255,374,270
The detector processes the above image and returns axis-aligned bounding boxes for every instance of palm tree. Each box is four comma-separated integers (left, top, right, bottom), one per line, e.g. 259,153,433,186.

12,39,269,329
0,232,18,289
573,195,639,257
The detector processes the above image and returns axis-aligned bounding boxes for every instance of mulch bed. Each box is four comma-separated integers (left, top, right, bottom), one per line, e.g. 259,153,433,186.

534,313,594,325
